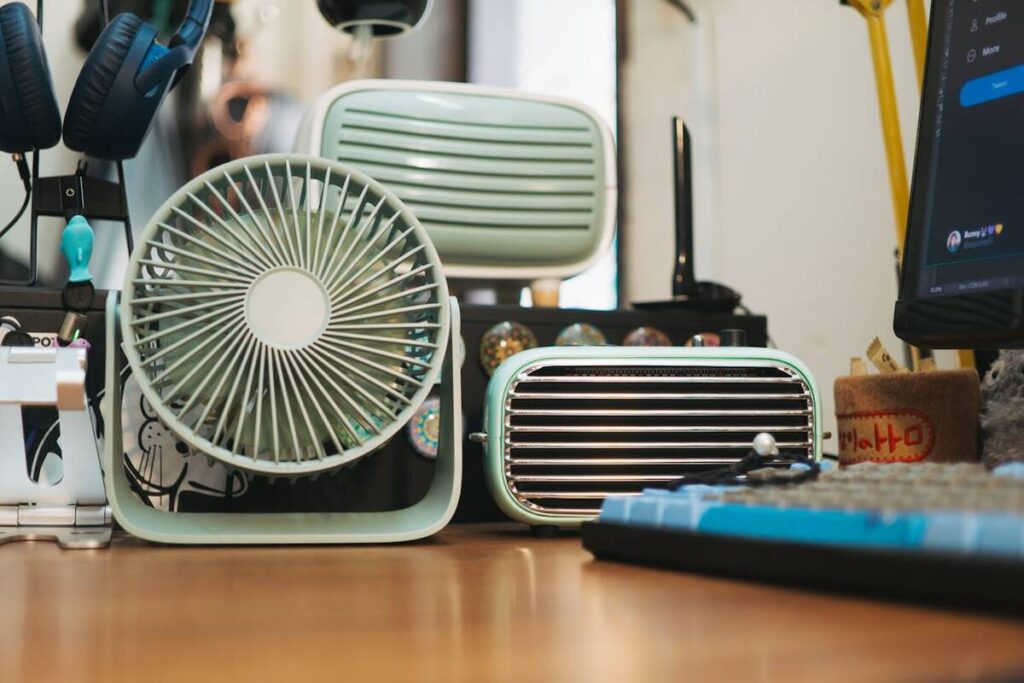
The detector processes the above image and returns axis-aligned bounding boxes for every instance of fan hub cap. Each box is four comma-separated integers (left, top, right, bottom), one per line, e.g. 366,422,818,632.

245,267,330,350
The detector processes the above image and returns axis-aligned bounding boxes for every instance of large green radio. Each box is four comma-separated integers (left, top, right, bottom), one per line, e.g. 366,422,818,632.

295,80,617,284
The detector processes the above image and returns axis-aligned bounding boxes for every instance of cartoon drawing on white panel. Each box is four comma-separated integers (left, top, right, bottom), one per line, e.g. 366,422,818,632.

121,374,247,511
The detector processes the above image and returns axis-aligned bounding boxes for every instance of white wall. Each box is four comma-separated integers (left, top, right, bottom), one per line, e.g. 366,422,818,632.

231,0,366,104
469,0,619,310
622,0,947,449
619,0,719,300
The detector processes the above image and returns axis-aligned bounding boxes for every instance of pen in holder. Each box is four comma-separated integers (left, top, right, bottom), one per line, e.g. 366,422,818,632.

835,339,979,465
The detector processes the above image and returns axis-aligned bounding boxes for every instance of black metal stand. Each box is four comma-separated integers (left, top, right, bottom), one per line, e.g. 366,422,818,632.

0,0,132,287
21,160,135,286
633,117,742,314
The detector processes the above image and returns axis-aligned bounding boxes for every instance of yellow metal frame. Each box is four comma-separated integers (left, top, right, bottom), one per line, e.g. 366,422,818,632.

844,0,975,369
906,0,928,88
844,0,909,256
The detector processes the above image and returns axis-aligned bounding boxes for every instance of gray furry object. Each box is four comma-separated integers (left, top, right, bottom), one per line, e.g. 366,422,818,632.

980,350,1024,467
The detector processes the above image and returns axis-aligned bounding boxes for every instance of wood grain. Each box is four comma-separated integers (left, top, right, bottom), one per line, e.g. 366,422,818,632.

1,525,1022,682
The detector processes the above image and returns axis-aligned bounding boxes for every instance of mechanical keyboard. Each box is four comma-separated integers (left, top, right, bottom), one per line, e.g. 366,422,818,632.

582,462,1024,611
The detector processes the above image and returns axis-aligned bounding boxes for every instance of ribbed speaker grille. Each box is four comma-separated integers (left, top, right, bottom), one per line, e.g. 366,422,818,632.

504,364,815,516
320,88,609,267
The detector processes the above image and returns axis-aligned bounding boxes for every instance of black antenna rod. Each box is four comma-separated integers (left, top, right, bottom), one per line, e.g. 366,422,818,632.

672,117,697,297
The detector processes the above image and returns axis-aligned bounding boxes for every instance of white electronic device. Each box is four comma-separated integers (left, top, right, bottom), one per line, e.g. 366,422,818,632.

0,347,110,548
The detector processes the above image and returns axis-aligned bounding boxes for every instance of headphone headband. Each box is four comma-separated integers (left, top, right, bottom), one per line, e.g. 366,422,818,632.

170,0,213,51
135,0,214,94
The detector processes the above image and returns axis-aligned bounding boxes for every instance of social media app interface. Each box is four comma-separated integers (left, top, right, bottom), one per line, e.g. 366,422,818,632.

915,0,1024,297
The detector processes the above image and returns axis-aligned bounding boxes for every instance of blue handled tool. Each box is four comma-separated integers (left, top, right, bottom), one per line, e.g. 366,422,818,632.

60,215,94,284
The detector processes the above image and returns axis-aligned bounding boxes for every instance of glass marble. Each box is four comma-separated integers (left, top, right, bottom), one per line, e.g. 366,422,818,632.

479,321,538,376
685,332,721,347
407,396,441,459
555,322,607,347
622,326,672,347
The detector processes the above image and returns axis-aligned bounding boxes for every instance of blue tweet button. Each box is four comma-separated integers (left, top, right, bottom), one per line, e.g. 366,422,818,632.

960,64,1024,107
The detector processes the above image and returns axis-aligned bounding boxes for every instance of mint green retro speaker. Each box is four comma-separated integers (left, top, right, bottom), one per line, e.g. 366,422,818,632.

102,154,462,544
295,80,617,283
477,346,822,532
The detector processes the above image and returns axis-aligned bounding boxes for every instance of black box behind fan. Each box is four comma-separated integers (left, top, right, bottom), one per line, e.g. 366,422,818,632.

452,305,767,522
1,290,764,522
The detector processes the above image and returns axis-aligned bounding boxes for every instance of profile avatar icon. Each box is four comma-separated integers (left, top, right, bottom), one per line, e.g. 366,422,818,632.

947,230,962,253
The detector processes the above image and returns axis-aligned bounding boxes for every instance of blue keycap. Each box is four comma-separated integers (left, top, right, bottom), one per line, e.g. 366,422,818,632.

993,463,1024,480
629,497,664,526
973,514,1023,556
597,463,1024,560
600,496,632,524
697,506,927,550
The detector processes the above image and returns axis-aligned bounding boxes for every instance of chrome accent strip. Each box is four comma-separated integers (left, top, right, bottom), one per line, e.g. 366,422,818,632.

512,474,682,483
506,408,812,417
509,457,743,466
519,501,604,515
515,375,800,384
508,441,811,450
508,425,809,433
518,491,644,499
509,391,807,400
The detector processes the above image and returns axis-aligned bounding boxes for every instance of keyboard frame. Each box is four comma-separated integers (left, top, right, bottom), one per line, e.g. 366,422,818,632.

582,521,1024,613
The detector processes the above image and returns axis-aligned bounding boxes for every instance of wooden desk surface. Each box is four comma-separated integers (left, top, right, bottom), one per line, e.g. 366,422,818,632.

1,524,1022,683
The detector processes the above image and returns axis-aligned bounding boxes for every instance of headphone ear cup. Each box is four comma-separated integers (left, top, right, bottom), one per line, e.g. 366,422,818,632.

0,2,61,154
62,12,144,157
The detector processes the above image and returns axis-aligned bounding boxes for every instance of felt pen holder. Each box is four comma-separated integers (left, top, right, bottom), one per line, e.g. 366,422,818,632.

835,369,979,465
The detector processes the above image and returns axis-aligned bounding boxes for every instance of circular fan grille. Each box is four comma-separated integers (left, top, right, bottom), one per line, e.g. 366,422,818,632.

121,154,450,475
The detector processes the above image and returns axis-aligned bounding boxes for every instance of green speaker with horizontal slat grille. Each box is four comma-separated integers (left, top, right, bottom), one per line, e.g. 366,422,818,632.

295,80,617,282
475,346,822,532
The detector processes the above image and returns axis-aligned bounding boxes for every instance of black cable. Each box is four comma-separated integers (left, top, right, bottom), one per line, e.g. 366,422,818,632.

0,189,30,243
665,0,697,23
0,155,32,243
671,449,821,490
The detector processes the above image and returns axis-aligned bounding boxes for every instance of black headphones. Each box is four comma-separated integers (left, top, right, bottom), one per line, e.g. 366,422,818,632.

0,0,212,161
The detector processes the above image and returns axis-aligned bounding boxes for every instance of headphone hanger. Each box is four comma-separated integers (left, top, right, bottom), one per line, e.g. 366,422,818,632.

0,0,128,288
0,0,213,288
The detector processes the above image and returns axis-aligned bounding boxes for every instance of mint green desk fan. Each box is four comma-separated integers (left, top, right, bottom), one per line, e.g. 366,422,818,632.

102,154,462,543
